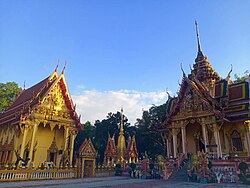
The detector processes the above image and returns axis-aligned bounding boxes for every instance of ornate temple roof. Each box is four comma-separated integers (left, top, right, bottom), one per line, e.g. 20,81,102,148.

79,138,97,158
0,67,82,130
125,135,138,158
104,133,118,157
162,22,250,128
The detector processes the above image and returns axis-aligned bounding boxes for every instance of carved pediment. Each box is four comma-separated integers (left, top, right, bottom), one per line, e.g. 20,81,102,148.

33,83,74,124
175,85,214,119
79,139,97,158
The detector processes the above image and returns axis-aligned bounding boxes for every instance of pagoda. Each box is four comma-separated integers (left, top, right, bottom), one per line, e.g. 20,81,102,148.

161,21,250,159
0,65,82,168
103,107,138,166
117,107,127,163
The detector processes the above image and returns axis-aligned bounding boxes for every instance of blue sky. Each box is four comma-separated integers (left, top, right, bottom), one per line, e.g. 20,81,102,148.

1,1,250,124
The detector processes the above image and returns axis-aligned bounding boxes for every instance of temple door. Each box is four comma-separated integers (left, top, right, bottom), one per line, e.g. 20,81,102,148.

84,160,94,177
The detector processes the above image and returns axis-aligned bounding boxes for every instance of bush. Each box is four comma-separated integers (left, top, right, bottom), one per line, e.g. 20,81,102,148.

115,163,122,176
239,162,249,174
129,163,136,171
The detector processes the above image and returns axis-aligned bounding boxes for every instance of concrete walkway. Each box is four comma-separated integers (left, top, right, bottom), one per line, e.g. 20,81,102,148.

0,176,249,188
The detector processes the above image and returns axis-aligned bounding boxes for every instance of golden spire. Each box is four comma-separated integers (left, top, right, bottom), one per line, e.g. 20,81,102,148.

117,106,126,162
195,19,202,53
119,107,124,135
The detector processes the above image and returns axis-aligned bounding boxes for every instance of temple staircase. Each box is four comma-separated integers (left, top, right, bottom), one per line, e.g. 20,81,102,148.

169,159,189,182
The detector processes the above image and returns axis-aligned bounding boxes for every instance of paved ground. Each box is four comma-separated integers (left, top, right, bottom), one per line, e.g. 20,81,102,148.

0,176,249,188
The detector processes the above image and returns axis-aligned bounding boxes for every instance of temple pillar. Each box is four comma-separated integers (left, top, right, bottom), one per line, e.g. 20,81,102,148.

28,123,38,163
172,129,178,158
20,125,28,159
166,138,170,158
64,127,69,151
202,123,208,152
213,124,222,158
181,126,187,157
245,121,250,157
69,131,76,166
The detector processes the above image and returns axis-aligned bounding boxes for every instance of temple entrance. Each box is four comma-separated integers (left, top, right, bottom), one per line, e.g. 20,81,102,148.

186,122,204,155
84,160,94,177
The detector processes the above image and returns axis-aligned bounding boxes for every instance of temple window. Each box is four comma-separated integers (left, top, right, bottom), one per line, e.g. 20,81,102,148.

231,130,243,152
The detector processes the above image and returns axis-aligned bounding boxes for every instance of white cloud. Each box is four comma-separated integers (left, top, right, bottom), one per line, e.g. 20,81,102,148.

72,90,168,125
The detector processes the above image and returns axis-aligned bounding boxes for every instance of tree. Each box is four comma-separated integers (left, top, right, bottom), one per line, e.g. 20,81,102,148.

234,70,249,83
135,103,167,160
0,82,22,113
74,121,95,151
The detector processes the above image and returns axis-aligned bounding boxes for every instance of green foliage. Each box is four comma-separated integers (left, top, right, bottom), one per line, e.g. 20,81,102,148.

234,70,249,83
239,162,249,174
74,121,95,151
135,103,166,159
0,82,22,113
129,163,136,171
115,163,122,176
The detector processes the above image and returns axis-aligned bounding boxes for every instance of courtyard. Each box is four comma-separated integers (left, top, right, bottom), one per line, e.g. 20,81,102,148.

0,176,248,188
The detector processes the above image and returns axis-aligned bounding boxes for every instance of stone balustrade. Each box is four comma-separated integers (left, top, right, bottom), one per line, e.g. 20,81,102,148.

0,169,77,181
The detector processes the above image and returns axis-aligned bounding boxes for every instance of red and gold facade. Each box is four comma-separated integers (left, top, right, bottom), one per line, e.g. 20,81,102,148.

161,22,250,159
0,68,82,168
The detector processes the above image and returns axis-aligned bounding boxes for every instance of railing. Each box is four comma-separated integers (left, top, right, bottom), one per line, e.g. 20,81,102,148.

95,167,114,177
0,169,77,181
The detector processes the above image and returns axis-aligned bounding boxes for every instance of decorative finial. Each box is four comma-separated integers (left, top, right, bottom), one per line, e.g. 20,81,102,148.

195,19,202,53
181,63,186,77
55,59,60,72
226,64,233,84
62,61,67,74
23,80,26,90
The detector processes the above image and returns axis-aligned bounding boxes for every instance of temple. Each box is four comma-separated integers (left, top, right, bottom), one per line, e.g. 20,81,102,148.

103,108,138,166
0,66,82,168
161,21,250,159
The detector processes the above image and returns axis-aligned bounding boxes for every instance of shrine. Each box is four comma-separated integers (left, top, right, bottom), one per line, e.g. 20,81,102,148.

0,66,82,169
161,21,250,160
103,108,138,167
77,138,97,177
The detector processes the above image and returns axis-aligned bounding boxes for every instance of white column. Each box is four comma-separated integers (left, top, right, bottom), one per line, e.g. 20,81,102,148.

28,123,38,162
172,129,177,158
213,124,222,158
202,124,208,152
181,127,187,156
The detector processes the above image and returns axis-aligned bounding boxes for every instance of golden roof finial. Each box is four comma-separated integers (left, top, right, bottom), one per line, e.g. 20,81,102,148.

195,19,202,53
61,61,67,74
23,80,26,90
54,59,60,72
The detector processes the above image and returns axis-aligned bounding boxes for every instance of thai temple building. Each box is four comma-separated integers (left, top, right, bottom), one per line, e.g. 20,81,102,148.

161,21,250,159
0,66,82,168
104,108,138,166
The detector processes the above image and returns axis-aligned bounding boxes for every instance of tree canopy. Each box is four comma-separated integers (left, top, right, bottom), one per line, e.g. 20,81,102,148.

135,103,166,160
0,82,22,113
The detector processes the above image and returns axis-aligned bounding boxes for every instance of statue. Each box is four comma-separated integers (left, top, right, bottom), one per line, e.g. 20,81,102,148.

14,150,30,168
